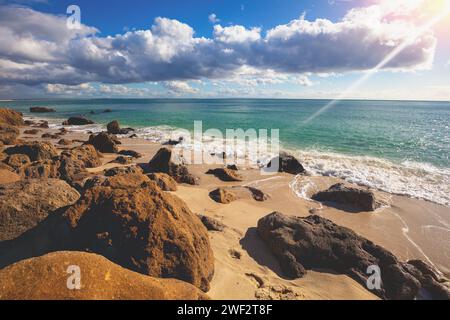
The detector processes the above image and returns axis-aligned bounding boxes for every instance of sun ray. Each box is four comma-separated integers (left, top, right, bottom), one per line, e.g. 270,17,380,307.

302,2,450,125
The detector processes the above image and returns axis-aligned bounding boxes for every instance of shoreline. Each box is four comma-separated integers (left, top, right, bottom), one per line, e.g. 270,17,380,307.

7,115,450,299
23,114,450,208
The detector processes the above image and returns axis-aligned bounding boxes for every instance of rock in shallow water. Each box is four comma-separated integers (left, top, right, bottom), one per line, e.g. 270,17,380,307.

312,183,383,212
62,117,94,126
257,212,450,300
0,251,209,300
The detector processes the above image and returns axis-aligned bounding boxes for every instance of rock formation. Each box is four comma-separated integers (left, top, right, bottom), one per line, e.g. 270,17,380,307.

257,212,450,300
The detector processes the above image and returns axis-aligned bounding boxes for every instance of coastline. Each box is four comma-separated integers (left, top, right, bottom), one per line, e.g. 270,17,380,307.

7,115,450,299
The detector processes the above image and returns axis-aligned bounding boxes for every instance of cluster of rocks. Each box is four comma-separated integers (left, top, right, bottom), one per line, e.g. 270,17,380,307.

0,109,216,300
257,212,450,300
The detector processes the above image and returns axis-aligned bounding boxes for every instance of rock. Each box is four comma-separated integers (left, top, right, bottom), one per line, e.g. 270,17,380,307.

111,155,133,165
266,152,305,175
5,141,58,162
36,121,49,129
257,212,450,300
147,173,178,191
209,188,238,204
129,134,138,138
0,179,80,241
163,138,182,146
103,109,112,113
59,128,69,135
198,215,225,232
58,139,72,146
0,252,209,300
85,132,119,153
0,162,14,171
107,120,134,135
146,148,199,185
5,154,31,170
30,107,55,113
118,150,142,158
24,120,35,126
0,124,19,145
245,186,269,202
41,133,60,139
0,108,24,126
18,159,60,179
60,173,214,291
61,145,102,168
312,183,382,212
0,169,20,185
23,129,41,135
206,168,243,182
104,165,143,177
62,117,95,126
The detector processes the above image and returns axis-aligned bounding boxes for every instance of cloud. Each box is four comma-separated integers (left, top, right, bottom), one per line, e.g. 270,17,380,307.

162,81,199,94
0,2,437,91
208,13,220,24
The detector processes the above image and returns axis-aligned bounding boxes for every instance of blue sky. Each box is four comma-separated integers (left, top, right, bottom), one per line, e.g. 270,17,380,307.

0,0,449,100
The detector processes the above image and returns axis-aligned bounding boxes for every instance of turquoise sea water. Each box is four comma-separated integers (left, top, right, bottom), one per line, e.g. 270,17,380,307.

2,99,449,205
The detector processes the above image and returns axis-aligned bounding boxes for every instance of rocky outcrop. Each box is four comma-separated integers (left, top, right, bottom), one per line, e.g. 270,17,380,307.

5,141,58,162
4,154,31,170
266,152,305,175
257,212,450,300
30,107,55,113
206,168,243,182
61,145,102,168
0,124,19,145
107,120,134,135
312,183,382,212
0,179,80,241
62,117,95,126
198,215,226,232
85,132,119,153
209,188,238,204
0,252,209,300
147,173,178,191
0,108,24,126
146,148,198,185
118,150,142,158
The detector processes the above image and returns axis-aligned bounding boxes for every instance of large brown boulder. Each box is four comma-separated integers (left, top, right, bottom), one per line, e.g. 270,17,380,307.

146,148,198,185
85,132,119,153
0,108,24,126
61,145,102,168
62,117,94,126
206,168,243,182
257,212,450,300
147,173,178,191
312,183,382,212
5,141,58,162
60,173,214,291
0,179,80,241
0,251,209,300
0,124,19,145
30,107,55,113
17,159,61,179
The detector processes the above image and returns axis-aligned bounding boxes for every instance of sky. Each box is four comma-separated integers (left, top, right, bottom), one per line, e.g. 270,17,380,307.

0,0,450,100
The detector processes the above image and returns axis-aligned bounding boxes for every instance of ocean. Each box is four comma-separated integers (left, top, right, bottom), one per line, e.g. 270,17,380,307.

2,98,449,206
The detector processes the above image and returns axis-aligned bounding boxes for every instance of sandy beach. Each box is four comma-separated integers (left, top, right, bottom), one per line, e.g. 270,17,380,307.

3,118,447,300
